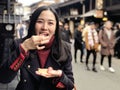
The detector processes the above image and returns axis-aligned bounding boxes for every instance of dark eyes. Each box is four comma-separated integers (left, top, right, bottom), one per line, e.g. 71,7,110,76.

36,20,43,23
48,22,54,25
36,20,54,25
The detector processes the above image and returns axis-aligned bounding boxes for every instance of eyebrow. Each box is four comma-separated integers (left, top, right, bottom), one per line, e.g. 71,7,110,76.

37,18,56,22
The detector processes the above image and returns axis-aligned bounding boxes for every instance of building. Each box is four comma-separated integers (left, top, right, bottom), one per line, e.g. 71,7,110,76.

21,0,56,21
104,0,120,22
51,0,96,34
0,0,26,23
50,0,120,36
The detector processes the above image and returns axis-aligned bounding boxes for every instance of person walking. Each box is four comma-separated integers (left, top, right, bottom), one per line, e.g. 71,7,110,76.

99,21,115,73
85,22,99,72
59,20,67,42
114,23,120,59
74,24,84,63
63,23,72,43
16,23,27,39
0,6,74,90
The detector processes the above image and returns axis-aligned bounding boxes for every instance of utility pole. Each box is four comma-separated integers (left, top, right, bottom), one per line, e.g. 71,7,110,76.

7,0,10,14
80,0,85,25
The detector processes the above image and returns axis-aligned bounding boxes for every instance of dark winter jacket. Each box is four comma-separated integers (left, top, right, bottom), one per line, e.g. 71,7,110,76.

0,39,74,90
74,29,83,49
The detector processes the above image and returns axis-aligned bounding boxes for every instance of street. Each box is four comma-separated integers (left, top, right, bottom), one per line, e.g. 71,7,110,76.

71,40,120,90
0,40,120,90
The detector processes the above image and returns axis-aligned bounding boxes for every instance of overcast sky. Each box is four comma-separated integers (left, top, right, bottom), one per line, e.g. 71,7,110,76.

17,0,42,6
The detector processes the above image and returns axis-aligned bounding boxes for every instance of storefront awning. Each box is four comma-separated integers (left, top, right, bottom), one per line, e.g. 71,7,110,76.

81,10,96,17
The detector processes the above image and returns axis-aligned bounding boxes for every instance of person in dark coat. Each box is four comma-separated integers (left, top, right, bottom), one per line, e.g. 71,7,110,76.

59,20,67,42
0,6,74,90
63,23,72,43
114,23,120,59
74,24,84,63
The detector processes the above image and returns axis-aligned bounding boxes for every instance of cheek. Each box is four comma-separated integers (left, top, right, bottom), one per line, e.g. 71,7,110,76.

50,26,56,34
35,23,41,34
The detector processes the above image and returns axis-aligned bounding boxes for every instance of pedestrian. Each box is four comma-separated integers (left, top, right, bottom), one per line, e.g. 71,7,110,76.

85,22,99,72
59,20,67,42
0,6,75,90
63,23,72,43
82,22,90,59
74,24,84,63
114,23,120,59
99,21,115,73
16,22,27,39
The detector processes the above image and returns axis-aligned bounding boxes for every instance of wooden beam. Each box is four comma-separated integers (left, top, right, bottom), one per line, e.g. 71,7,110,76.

106,4,120,11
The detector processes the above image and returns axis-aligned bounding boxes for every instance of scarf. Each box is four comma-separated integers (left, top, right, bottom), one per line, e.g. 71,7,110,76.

105,29,112,39
88,29,98,47
37,36,54,68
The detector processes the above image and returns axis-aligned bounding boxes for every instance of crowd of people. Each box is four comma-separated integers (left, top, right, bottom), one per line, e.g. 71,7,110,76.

59,19,120,73
72,20,120,73
59,18,120,73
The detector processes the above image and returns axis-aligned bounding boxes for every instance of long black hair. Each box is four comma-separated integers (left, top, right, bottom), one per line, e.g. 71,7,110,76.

25,6,62,59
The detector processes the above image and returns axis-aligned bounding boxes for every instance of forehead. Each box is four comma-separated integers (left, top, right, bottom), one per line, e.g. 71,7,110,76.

38,10,56,21
106,21,112,25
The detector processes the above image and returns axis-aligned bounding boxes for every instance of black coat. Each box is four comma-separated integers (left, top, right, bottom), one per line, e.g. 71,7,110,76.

0,39,74,90
74,29,83,49
62,30,71,43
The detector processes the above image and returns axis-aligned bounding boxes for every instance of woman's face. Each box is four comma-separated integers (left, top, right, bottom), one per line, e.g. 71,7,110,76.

105,21,113,30
64,23,69,30
35,10,56,39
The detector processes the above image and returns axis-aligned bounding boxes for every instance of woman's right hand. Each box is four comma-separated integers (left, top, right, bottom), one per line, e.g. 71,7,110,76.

21,35,50,52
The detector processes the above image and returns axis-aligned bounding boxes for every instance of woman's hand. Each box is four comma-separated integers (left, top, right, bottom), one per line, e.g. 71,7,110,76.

21,35,50,52
35,67,62,78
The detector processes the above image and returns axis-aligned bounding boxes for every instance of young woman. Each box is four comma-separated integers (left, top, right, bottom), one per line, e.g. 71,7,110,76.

0,6,74,90
99,21,115,73
85,22,99,72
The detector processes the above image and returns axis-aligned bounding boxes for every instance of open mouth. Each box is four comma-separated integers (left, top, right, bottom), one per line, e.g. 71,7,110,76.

39,32,49,36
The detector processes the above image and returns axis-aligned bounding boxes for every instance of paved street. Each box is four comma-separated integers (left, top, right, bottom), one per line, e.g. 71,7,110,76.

71,40,120,90
72,58,120,90
0,40,120,90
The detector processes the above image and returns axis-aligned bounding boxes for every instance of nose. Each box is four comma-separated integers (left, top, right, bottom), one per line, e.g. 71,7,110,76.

42,22,48,30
